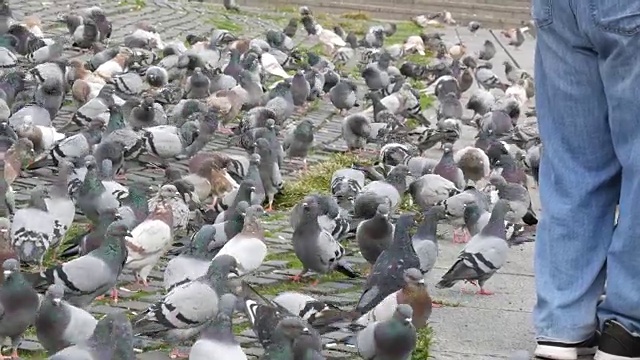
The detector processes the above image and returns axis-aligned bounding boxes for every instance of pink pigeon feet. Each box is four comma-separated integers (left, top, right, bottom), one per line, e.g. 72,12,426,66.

452,228,471,243
477,288,494,296
217,125,234,135
169,348,189,359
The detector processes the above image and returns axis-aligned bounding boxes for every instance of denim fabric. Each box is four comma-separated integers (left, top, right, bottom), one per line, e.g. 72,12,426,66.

533,0,640,342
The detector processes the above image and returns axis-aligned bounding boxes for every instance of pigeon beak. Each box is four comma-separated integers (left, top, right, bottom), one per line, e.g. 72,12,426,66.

53,298,62,305
405,317,412,322
302,327,310,334
3,270,11,277
418,278,425,284
125,231,133,237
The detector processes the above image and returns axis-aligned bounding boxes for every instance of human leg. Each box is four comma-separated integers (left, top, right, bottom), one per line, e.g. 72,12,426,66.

532,0,620,358
586,1,640,358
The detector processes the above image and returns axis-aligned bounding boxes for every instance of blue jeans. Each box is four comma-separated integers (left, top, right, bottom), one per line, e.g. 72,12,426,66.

533,0,640,343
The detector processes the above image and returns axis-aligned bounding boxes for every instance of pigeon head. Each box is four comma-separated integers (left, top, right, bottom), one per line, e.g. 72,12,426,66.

301,196,320,215
246,205,267,220
164,167,182,182
276,317,310,339
105,222,132,239
488,173,508,187
2,258,19,278
249,153,261,165
393,304,414,325
45,284,65,306
207,254,239,276
376,204,390,219
403,268,425,285
158,184,180,200
141,96,154,109
442,143,454,153
237,201,250,216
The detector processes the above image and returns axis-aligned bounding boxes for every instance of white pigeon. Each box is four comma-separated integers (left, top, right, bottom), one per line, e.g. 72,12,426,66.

260,52,290,79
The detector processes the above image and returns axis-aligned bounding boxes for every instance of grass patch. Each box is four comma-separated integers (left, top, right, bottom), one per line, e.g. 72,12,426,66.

265,251,303,269
17,351,48,359
208,16,244,32
404,52,432,66
254,278,307,295
232,321,251,334
419,94,435,109
274,6,297,13
413,326,434,360
118,0,146,9
341,12,371,21
274,153,372,209
40,223,88,267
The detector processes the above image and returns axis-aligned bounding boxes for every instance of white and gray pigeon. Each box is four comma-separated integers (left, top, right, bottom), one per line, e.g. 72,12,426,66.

10,185,56,267
76,156,128,224
0,259,41,360
163,218,246,291
291,196,359,284
44,161,76,249
148,184,189,233
475,63,507,91
188,293,247,360
35,284,98,355
50,118,104,167
412,206,446,273
272,292,346,331
436,199,511,295
71,84,115,127
132,255,239,358
356,304,417,360
48,311,136,360
24,222,130,308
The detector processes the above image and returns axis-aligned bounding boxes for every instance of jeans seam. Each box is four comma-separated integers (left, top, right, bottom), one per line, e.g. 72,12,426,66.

589,0,640,35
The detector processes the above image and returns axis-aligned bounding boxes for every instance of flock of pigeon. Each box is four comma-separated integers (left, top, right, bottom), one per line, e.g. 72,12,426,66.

0,1,541,359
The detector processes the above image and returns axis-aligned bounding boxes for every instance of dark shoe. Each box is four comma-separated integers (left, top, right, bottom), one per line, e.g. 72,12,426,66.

595,319,640,359
534,333,598,359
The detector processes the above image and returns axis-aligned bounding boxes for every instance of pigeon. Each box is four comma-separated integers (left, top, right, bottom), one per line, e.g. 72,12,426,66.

356,304,417,360
25,222,130,307
342,113,371,152
407,173,460,210
148,184,189,233
436,199,511,295
261,317,315,360
0,259,40,360
76,156,128,224
35,284,98,355
271,291,348,331
353,165,410,218
132,255,239,359
454,145,491,182
124,201,174,288
48,311,135,360
213,205,267,276
290,194,350,241
489,174,531,224
283,119,314,170
433,143,465,189
44,161,76,248
329,78,359,115
214,180,255,223
356,214,420,314
291,196,359,285
291,71,310,106
331,167,365,210
71,85,114,127
163,223,245,291
356,267,432,330
10,185,55,267
468,21,481,34
188,293,247,360
478,40,496,61
49,119,105,168
254,138,283,211
0,218,16,285
356,204,394,266
412,206,446,273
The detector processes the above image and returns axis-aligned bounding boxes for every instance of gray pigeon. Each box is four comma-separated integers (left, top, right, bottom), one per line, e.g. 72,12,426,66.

353,165,411,219
291,70,311,106
356,204,394,265
342,113,371,152
290,194,350,240
48,311,135,360
188,294,246,359
412,206,446,273
362,58,390,91
283,119,314,170
478,40,496,61
24,222,130,307
35,76,65,120
186,67,210,99
436,199,511,295
76,156,127,224
329,78,358,115
35,284,98,355
489,174,531,224
10,186,56,267
0,259,40,360
291,196,359,284
331,167,365,211
356,214,420,314
44,160,76,248
261,317,316,360
356,304,417,360
215,182,255,223
254,138,283,211
110,72,144,96
433,143,465,189
463,202,491,237
132,255,239,358
475,64,507,91
466,89,495,118
71,84,114,127
437,92,463,121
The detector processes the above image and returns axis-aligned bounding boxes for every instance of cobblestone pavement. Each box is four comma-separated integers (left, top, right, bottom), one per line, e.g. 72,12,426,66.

6,1,538,359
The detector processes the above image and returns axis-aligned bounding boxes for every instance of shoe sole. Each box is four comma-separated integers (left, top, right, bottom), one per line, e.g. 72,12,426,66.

594,350,640,360
534,345,597,360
